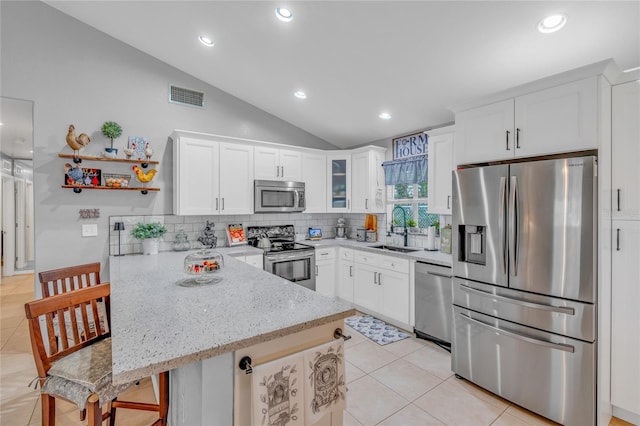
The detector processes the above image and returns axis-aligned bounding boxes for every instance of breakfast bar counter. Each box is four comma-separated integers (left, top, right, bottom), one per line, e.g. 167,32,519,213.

108,250,355,385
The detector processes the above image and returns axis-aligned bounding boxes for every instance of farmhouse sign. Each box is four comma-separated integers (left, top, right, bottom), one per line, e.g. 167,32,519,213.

393,132,427,160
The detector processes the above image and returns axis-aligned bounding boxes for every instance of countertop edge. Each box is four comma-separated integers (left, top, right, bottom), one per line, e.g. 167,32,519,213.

112,307,356,385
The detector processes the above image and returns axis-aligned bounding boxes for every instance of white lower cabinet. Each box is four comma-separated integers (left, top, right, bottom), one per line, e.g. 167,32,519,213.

337,248,354,303
611,220,640,419
315,247,336,296
353,251,410,325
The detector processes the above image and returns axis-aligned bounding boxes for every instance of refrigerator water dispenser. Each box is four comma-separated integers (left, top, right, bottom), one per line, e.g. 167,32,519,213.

459,225,486,265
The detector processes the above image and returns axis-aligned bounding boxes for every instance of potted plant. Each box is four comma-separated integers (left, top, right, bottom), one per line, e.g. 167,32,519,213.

131,222,167,255
101,121,123,157
406,219,419,233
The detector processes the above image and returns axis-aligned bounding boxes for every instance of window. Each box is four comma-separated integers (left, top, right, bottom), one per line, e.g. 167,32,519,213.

388,182,439,229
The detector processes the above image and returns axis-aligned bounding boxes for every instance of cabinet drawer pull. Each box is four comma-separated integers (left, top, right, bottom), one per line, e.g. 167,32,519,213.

516,128,521,149
349,265,353,277
378,272,382,285
216,198,219,211
365,198,369,209
506,130,511,151
373,271,378,284
616,228,621,251
617,189,621,212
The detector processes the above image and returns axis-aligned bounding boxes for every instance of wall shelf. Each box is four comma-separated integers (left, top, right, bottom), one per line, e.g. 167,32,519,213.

58,153,158,167
61,185,159,194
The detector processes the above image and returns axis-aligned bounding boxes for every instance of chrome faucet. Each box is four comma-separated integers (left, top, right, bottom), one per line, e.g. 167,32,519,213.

390,206,408,247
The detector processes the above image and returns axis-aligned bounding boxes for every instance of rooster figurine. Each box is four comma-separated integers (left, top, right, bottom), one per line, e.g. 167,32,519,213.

144,142,153,161
65,125,91,156
123,143,135,160
64,163,84,185
132,165,158,183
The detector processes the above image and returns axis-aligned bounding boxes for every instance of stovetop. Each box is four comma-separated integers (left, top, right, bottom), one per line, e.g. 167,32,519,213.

247,225,313,253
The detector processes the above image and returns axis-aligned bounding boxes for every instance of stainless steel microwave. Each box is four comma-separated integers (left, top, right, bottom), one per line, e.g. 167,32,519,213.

254,180,305,213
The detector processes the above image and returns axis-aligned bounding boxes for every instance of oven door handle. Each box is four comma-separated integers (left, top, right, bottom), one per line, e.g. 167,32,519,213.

459,312,575,353
459,284,575,315
265,252,315,262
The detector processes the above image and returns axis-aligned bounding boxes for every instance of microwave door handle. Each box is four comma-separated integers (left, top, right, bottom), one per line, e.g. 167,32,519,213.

509,176,518,276
459,312,575,353
294,190,299,208
498,176,507,275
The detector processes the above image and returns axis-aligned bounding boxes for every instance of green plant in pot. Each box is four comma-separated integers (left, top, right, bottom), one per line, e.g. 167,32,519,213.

131,222,167,255
101,121,122,157
406,219,418,232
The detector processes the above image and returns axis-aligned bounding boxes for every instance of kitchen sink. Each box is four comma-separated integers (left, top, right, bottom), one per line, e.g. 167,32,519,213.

369,245,420,253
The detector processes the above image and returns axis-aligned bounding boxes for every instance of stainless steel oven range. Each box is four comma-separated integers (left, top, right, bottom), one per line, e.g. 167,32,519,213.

247,225,316,291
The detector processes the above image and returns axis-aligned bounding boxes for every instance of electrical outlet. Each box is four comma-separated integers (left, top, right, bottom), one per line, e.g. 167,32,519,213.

81,224,98,237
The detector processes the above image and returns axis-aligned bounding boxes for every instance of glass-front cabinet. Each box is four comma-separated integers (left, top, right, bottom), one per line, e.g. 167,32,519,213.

327,154,351,212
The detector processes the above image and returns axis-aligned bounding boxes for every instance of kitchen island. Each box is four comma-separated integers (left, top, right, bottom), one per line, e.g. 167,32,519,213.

109,249,355,425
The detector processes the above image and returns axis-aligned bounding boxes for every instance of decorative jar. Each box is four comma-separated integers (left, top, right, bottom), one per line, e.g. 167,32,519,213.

172,231,190,251
184,249,223,283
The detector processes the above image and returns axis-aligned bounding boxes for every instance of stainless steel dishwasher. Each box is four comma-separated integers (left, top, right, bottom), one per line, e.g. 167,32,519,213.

414,261,452,348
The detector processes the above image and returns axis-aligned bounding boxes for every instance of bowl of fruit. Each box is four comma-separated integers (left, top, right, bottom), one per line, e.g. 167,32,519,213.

103,173,131,188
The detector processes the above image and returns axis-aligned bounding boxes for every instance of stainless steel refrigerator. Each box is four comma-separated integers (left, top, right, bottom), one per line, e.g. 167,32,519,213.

452,155,597,426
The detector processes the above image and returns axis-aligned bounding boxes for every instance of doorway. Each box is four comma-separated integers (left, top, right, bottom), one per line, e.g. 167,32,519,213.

1,97,34,278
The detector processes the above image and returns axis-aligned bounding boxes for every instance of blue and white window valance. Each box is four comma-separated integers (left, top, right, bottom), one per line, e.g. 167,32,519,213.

381,155,427,185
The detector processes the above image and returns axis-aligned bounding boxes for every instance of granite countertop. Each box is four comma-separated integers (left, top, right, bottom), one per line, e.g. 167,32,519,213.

301,238,452,267
108,250,355,385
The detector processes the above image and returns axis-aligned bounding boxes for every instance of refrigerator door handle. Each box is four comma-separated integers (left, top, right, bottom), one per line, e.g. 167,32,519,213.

459,284,576,315
509,176,519,276
459,312,575,353
498,176,508,275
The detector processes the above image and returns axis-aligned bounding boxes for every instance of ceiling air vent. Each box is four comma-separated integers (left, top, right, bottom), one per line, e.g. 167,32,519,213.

169,85,205,108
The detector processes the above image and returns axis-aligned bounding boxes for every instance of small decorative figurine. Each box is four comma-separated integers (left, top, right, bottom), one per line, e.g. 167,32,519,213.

132,165,158,183
65,124,91,160
198,221,217,249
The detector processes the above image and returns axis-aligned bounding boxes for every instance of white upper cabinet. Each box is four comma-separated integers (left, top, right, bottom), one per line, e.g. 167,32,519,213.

612,80,640,220
254,146,302,181
172,132,253,215
426,127,455,215
351,148,386,213
327,154,351,212
455,77,599,165
302,151,327,213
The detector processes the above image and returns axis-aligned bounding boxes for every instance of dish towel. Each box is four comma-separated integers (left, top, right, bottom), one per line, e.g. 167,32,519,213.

252,352,304,426
303,340,346,424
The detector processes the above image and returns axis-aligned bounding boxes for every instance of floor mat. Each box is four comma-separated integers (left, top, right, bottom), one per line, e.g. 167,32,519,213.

345,315,410,346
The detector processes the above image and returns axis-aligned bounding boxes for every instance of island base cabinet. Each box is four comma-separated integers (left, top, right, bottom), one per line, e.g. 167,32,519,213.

234,319,346,426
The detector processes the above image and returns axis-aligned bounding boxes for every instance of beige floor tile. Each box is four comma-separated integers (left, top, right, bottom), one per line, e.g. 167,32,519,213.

345,339,398,374
445,375,509,411
0,391,39,426
377,403,444,426
346,360,367,383
492,411,534,426
346,375,408,426
1,328,33,353
344,325,366,345
343,409,363,426
380,337,426,358
370,359,443,402
413,381,505,426
504,405,559,425
402,345,453,380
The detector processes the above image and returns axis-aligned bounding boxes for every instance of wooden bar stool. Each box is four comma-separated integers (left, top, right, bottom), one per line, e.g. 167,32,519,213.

38,262,101,297
24,284,169,426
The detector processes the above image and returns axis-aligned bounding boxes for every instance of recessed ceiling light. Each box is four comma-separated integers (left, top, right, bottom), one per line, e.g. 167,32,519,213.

198,35,214,47
275,8,293,22
294,91,307,99
378,112,391,120
538,14,567,33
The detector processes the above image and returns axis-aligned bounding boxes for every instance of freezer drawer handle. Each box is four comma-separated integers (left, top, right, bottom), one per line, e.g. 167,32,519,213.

459,284,575,315
459,312,575,353
427,271,452,279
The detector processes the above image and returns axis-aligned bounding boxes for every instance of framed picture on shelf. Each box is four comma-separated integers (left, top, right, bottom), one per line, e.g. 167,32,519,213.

226,224,247,246
63,165,101,186
127,136,149,160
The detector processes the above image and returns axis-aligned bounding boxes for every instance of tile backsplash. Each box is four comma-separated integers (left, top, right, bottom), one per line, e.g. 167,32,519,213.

109,213,387,256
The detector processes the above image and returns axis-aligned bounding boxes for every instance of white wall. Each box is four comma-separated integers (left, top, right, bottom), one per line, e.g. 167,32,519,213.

0,1,337,279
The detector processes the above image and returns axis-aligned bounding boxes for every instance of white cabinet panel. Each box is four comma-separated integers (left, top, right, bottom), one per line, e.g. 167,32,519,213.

426,128,454,215
612,80,640,220
244,254,264,269
173,134,252,215
354,263,380,312
219,143,254,215
302,152,327,213
327,154,351,212
378,269,410,324
351,149,386,213
611,220,640,417
337,248,354,303
515,77,597,158
254,146,302,181
455,77,600,165
315,247,336,296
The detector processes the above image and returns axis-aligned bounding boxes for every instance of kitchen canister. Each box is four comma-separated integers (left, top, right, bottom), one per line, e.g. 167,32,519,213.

425,226,436,250
355,228,367,242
